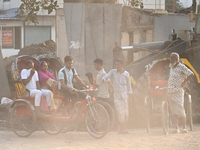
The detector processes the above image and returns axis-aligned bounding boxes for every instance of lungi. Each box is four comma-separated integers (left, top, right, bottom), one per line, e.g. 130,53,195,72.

168,91,186,118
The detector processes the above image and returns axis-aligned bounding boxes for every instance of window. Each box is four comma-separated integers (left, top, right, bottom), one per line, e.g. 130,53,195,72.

1,27,21,49
2,27,14,49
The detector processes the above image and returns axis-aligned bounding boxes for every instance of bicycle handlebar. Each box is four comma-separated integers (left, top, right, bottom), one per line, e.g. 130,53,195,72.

74,88,98,93
155,86,175,91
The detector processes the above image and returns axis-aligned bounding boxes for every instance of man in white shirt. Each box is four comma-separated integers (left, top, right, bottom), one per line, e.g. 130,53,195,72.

94,59,113,105
21,60,52,116
103,59,132,134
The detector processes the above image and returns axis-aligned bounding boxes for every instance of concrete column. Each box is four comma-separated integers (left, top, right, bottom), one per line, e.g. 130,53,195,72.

127,31,134,65
56,8,69,62
139,30,147,57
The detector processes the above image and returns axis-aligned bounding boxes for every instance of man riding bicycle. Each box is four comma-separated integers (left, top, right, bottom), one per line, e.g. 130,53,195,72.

58,55,88,106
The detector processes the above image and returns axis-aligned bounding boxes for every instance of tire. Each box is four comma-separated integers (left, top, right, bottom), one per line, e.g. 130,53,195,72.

188,101,193,131
41,103,67,135
132,73,150,126
41,117,65,135
161,101,170,135
53,101,72,133
96,101,115,130
10,103,36,137
145,96,150,133
85,103,110,139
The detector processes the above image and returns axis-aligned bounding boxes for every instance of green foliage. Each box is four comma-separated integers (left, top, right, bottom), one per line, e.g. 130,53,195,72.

130,0,144,9
17,0,59,25
165,0,184,12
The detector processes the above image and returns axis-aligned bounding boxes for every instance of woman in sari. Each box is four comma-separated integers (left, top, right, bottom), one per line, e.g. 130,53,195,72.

38,61,62,110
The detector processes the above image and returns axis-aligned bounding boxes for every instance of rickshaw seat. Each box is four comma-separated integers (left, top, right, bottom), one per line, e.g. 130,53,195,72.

51,82,69,101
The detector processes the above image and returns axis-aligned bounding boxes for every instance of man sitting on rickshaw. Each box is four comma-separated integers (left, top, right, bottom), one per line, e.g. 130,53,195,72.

21,60,52,116
58,55,88,107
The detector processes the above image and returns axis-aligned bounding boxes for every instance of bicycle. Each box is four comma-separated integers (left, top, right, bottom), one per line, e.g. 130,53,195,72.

155,86,193,135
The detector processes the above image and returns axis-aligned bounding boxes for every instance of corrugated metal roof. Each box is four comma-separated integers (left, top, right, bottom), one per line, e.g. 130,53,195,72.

0,8,21,20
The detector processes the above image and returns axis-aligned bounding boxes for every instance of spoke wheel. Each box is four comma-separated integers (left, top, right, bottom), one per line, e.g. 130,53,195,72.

145,105,150,133
85,103,110,139
41,102,68,135
41,117,65,135
96,101,115,130
162,101,170,135
10,103,36,137
188,101,193,131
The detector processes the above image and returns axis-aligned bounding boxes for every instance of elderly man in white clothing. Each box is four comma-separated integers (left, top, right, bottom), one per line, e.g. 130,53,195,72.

21,60,52,116
168,53,194,133
103,59,132,134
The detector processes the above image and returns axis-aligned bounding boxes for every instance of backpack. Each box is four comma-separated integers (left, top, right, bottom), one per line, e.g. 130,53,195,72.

62,67,75,85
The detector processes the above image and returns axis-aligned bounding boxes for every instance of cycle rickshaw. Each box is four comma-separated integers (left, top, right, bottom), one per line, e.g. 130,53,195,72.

10,55,110,139
37,54,115,131
144,58,193,135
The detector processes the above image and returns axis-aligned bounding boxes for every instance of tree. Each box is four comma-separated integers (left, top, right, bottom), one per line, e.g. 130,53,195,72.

165,0,184,12
17,0,59,25
130,0,144,9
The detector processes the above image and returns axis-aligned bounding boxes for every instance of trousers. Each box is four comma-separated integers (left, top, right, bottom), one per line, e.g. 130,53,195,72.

29,89,52,107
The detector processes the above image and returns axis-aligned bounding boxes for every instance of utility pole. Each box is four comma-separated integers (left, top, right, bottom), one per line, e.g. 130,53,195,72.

173,0,175,12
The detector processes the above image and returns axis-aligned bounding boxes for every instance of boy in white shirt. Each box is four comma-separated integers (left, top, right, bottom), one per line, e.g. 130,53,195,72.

94,59,112,105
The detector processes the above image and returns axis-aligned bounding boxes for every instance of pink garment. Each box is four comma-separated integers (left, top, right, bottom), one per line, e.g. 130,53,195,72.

38,62,55,87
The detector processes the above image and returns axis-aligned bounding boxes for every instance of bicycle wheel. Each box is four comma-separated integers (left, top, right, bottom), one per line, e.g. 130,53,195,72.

145,96,150,133
162,101,170,135
41,117,65,135
188,101,193,131
10,103,37,137
96,101,115,130
85,103,110,139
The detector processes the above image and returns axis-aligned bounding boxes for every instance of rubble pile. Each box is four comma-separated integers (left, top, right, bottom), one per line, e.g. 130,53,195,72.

4,40,56,71
18,40,56,56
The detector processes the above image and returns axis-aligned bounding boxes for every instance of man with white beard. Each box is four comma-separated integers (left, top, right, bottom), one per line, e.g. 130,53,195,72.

168,52,194,133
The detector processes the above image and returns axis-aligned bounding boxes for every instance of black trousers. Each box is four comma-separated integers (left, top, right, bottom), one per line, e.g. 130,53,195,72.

60,88,87,106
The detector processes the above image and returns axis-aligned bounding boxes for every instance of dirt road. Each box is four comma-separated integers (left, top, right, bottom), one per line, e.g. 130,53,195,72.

1,124,200,150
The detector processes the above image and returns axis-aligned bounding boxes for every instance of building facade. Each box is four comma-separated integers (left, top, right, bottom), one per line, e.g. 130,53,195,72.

0,0,66,58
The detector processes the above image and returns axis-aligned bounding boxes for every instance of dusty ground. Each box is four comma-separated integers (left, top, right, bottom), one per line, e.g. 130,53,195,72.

1,124,200,150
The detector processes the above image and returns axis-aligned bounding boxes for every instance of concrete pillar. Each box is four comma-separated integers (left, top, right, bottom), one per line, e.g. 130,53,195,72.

127,31,134,64
56,8,69,62
139,30,147,57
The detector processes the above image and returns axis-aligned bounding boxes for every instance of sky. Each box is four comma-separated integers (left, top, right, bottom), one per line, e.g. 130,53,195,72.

180,0,192,8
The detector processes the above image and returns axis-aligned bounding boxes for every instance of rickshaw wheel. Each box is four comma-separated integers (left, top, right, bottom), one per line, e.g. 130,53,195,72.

41,118,65,135
162,101,170,135
95,100,115,130
145,105,150,133
85,103,110,139
145,96,150,133
188,101,193,131
10,103,37,137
